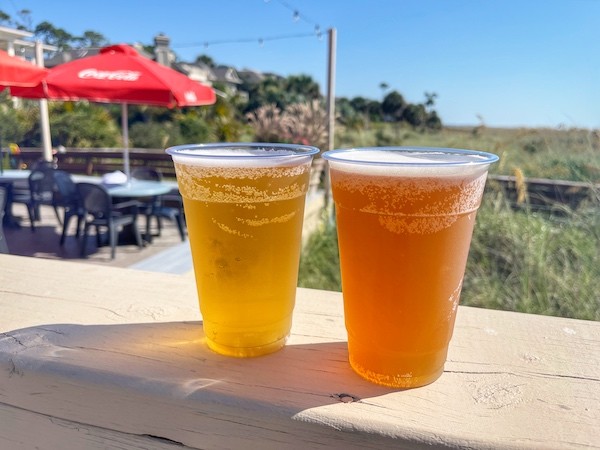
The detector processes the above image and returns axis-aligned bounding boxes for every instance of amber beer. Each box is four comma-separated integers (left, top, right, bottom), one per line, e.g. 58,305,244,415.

167,144,318,357
323,148,498,388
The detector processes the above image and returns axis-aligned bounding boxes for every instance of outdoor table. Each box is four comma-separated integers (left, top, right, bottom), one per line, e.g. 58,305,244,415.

0,169,30,182
101,179,176,245
0,169,177,240
0,254,597,449
104,179,175,198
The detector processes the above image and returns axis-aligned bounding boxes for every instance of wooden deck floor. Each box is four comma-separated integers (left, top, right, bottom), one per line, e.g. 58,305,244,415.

3,203,191,270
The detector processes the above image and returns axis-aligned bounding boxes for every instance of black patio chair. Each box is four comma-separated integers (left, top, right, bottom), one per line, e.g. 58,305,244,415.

132,167,186,242
53,170,86,245
77,182,143,259
148,192,186,242
11,167,61,231
0,186,9,253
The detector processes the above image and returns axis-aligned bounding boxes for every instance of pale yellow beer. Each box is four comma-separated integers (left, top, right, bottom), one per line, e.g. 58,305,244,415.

167,144,318,357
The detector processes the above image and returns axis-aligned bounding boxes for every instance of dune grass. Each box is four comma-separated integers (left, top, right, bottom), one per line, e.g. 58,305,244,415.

335,124,600,182
298,193,600,321
300,121,600,322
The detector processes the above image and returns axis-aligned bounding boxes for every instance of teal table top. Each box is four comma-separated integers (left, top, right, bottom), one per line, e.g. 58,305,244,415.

106,180,174,198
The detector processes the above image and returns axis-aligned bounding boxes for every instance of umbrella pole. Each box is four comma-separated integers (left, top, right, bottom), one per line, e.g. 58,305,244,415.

36,41,53,162
0,132,3,174
122,103,130,182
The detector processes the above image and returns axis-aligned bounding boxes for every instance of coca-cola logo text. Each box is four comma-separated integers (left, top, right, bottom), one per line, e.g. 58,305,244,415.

78,69,141,81
184,91,198,102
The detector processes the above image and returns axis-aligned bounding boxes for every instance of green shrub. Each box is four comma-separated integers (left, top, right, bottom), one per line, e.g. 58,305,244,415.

129,121,182,149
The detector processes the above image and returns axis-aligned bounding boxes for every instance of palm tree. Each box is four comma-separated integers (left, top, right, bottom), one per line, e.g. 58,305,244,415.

379,82,390,99
424,92,438,111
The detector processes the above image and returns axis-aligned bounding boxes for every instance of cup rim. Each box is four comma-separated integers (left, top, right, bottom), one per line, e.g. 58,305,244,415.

166,142,320,159
322,146,499,167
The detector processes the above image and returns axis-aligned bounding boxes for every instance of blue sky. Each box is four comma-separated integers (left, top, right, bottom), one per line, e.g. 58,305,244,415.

5,0,600,128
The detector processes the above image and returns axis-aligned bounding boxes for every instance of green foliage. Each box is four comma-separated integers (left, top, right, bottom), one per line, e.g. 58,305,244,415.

176,112,213,143
298,216,341,292
426,111,442,130
208,97,245,142
128,108,215,148
244,74,322,114
402,103,427,127
0,95,28,144
129,121,182,149
374,127,396,146
381,90,406,121
48,103,120,147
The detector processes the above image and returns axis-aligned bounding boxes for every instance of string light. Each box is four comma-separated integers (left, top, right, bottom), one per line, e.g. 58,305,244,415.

175,32,320,50
273,0,320,29
173,0,324,50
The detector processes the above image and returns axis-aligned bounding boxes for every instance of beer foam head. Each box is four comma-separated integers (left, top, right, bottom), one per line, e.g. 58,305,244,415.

322,147,498,176
166,143,319,167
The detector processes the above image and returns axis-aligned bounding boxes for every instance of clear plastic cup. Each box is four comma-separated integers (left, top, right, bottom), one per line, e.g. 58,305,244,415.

322,147,499,387
167,143,319,357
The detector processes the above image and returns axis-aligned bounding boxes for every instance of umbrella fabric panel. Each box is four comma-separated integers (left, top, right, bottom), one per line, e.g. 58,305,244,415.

10,44,216,108
0,49,48,88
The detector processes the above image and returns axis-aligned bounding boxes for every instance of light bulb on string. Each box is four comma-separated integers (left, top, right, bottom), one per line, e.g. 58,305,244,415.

293,10,300,22
258,38,264,47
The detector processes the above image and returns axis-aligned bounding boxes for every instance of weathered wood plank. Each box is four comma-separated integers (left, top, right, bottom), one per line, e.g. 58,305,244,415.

0,404,190,450
486,174,599,211
0,254,598,449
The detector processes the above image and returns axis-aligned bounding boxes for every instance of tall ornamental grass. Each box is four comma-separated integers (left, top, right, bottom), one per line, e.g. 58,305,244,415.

335,125,600,182
298,192,600,321
462,193,599,320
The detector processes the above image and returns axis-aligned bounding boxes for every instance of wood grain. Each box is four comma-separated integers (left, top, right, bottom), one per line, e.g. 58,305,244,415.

1,254,598,449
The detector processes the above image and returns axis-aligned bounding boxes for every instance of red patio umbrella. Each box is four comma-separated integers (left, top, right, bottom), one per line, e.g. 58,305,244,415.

0,49,48,88
11,44,216,180
0,50,49,173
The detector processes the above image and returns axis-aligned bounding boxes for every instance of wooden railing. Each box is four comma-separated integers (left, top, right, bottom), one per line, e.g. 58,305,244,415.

10,147,600,211
485,174,599,212
14,147,178,179
1,254,598,448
